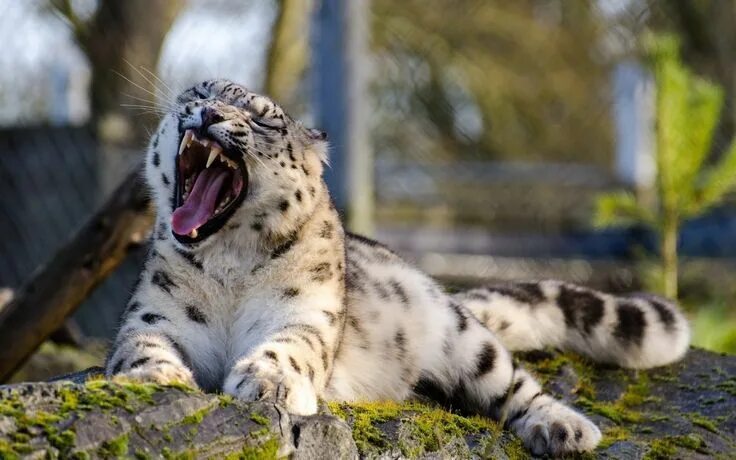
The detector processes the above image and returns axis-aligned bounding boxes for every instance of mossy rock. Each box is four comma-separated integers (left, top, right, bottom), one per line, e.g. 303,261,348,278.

1,347,735,459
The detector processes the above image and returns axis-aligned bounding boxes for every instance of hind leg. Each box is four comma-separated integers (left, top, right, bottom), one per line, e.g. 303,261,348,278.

418,304,601,456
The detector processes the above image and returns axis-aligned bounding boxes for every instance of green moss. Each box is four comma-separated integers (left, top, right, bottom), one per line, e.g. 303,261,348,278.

329,400,499,458
47,429,76,454
671,434,708,453
577,397,644,424
0,439,21,460
643,438,677,460
249,413,270,426
599,426,630,449
134,449,153,460
687,412,719,433
182,405,213,425
223,436,280,460
163,432,173,442
643,434,710,460
98,433,129,458
218,394,234,407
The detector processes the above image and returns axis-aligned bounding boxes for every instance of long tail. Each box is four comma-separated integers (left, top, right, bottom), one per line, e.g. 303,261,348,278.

454,280,690,369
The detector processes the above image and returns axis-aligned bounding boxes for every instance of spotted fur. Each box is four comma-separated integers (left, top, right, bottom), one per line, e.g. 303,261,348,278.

106,79,690,457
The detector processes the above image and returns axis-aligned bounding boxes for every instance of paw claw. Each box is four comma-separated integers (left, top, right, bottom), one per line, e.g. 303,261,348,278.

224,359,317,415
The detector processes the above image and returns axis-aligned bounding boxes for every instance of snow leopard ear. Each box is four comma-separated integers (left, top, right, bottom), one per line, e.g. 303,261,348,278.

307,128,328,142
306,128,329,163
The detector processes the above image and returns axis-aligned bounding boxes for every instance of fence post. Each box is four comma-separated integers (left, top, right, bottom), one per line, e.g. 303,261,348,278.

312,0,374,234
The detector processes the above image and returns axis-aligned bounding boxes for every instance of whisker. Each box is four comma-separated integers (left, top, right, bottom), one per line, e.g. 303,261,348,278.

113,70,164,103
121,92,177,112
140,65,176,100
125,59,175,103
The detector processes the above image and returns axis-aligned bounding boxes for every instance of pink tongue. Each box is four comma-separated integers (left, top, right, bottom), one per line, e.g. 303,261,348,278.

172,168,229,236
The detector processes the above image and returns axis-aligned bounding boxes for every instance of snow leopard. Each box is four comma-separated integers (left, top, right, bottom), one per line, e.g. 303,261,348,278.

107,79,690,457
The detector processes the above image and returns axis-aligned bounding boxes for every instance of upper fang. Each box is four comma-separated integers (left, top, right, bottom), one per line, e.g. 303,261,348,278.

206,149,219,168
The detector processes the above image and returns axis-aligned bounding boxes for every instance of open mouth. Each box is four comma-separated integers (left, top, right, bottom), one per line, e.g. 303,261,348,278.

171,129,247,244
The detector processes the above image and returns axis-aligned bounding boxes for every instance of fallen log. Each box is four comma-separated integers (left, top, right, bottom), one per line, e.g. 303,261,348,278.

0,347,734,459
0,164,152,382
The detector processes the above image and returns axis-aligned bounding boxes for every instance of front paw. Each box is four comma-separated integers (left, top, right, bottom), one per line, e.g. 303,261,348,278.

513,398,601,456
224,359,317,416
114,361,198,390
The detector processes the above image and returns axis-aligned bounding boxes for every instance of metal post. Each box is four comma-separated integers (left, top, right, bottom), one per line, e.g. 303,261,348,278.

312,0,374,234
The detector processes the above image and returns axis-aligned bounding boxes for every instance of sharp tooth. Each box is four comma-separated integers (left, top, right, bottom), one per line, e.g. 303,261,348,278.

189,229,198,238
201,138,210,148
179,130,193,155
206,149,219,168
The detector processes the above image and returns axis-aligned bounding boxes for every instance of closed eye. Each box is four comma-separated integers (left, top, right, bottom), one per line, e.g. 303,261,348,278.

251,118,285,130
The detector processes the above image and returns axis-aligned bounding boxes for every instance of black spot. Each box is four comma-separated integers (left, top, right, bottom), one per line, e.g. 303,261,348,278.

307,364,315,382
151,270,177,295
486,282,546,305
308,186,316,197
152,151,160,167
395,329,407,359
321,351,329,370
346,232,394,253
152,135,159,148
506,407,528,427
310,262,332,282
125,301,142,315
448,301,468,331
389,279,409,305
111,359,124,375
295,189,303,202
475,342,496,377
556,284,605,334
498,320,511,331
323,310,337,326
301,165,310,176
279,200,290,212
466,291,490,301
280,161,286,167
319,220,334,239
264,350,278,362
130,357,150,369
373,281,391,299
186,305,207,324
283,287,300,298
272,239,295,259
289,356,301,373
162,173,170,185
138,341,159,349
614,301,646,347
251,222,263,232
638,295,676,331
141,312,168,324
175,248,203,270
512,378,525,395
284,324,326,349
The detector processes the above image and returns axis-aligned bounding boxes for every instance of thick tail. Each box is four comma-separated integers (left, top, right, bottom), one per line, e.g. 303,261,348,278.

454,280,690,369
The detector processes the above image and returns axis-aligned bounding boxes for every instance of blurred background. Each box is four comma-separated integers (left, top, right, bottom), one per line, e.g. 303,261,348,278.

1,0,736,382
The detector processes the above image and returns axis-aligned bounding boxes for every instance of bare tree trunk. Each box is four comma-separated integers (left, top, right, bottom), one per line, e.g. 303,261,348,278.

51,0,184,142
264,0,313,105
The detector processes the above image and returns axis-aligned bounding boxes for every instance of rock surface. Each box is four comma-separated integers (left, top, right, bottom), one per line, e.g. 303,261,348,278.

0,347,734,459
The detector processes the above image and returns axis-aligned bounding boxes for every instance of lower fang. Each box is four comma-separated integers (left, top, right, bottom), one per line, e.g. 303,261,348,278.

189,229,198,238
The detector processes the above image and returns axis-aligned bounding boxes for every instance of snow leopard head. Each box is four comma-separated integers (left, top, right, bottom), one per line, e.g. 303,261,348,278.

146,79,328,248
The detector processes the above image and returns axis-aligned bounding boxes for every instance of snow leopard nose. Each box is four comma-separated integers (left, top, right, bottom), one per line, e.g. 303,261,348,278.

200,106,225,130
